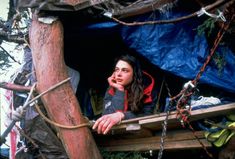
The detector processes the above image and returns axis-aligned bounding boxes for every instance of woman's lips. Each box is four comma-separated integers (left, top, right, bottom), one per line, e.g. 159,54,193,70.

116,79,122,82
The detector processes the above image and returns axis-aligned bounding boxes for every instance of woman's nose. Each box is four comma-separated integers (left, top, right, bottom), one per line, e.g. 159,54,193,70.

116,70,122,76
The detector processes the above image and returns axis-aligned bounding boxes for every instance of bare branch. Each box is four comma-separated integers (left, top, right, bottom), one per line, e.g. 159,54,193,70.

0,82,31,92
0,45,21,64
0,30,26,44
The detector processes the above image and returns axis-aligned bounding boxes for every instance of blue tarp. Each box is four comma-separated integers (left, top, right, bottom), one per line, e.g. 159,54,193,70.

120,11,235,93
85,10,235,93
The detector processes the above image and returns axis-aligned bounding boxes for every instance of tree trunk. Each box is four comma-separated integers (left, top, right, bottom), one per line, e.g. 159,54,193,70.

29,14,102,159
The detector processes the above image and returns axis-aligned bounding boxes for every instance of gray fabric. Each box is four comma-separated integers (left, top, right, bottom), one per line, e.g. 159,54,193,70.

25,106,39,120
67,66,80,93
103,88,154,120
104,89,125,111
22,46,33,72
23,116,69,159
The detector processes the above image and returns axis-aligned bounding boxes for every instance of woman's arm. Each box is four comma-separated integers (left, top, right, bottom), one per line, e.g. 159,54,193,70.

123,103,154,119
102,89,125,114
103,87,154,119
93,88,126,134
93,92,154,134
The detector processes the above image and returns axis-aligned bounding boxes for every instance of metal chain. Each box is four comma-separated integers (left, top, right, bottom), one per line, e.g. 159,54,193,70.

157,81,173,159
157,103,170,159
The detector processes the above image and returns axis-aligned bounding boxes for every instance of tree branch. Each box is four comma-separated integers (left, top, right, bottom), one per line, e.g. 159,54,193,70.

0,45,21,64
0,82,31,92
0,30,26,44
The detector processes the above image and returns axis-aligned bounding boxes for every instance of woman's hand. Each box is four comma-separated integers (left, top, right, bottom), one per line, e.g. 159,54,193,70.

92,112,124,134
108,73,124,91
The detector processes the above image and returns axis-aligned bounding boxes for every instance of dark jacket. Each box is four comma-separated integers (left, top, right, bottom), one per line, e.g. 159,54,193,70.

102,71,156,120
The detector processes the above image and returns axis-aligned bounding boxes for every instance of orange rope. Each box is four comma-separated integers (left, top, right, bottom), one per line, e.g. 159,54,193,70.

171,11,234,159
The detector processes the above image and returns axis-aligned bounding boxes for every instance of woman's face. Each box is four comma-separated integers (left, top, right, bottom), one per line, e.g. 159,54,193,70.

114,60,133,87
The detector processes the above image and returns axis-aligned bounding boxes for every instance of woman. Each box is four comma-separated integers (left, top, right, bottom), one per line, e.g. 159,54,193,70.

92,54,155,134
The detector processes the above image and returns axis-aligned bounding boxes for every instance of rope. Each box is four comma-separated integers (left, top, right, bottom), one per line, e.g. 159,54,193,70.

197,8,226,22
30,77,92,129
161,4,235,158
103,0,228,26
186,120,214,158
192,16,233,86
170,13,232,102
172,11,234,114
35,103,91,129
169,13,234,159
31,79,92,129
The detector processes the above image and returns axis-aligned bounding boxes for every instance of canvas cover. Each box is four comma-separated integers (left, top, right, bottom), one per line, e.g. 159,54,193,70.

15,0,235,93
72,10,235,93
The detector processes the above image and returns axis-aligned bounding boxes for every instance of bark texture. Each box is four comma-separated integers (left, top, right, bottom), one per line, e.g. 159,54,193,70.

29,14,102,159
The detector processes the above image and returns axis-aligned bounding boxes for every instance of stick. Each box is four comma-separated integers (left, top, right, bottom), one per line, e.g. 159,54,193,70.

0,82,31,92
0,78,70,146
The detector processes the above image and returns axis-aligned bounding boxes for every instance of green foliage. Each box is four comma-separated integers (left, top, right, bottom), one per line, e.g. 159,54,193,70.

100,150,145,159
213,50,227,76
197,18,216,37
197,18,229,77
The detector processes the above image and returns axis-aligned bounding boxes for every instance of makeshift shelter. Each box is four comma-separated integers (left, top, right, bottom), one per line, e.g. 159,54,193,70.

1,0,235,158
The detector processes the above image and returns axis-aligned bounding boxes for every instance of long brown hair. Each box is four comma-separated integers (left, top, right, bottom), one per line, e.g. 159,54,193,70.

114,55,144,112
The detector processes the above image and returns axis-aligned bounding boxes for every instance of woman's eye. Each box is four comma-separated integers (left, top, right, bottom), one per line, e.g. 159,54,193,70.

123,69,128,73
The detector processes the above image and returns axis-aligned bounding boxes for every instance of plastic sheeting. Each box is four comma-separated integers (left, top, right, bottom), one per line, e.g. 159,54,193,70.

17,0,235,93
86,10,235,93
120,11,235,93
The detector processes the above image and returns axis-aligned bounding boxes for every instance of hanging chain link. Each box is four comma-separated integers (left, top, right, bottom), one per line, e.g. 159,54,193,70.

157,81,173,159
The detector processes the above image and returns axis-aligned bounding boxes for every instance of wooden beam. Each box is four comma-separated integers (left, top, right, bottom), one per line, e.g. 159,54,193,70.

0,82,31,92
96,130,205,146
114,0,175,18
109,103,235,132
93,127,154,139
139,103,235,130
29,14,102,159
96,130,211,151
99,139,211,151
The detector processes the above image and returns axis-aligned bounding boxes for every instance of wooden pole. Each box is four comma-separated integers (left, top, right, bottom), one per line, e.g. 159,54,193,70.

0,82,31,92
29,14,102,159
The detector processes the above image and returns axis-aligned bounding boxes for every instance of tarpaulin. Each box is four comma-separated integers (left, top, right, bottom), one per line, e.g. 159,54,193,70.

86,10,235,93
120,11,235,93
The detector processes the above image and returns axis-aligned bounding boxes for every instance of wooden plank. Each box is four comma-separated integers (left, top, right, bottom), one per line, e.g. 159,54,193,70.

139,103,235,130
114,0,175,18
63,0,107,7
121,112,169,124
99,139,211,152
114,102,235,125
96,130,206,147
93,127,154,140
109,103,235,132
95,102,235,151
95,130,211,152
